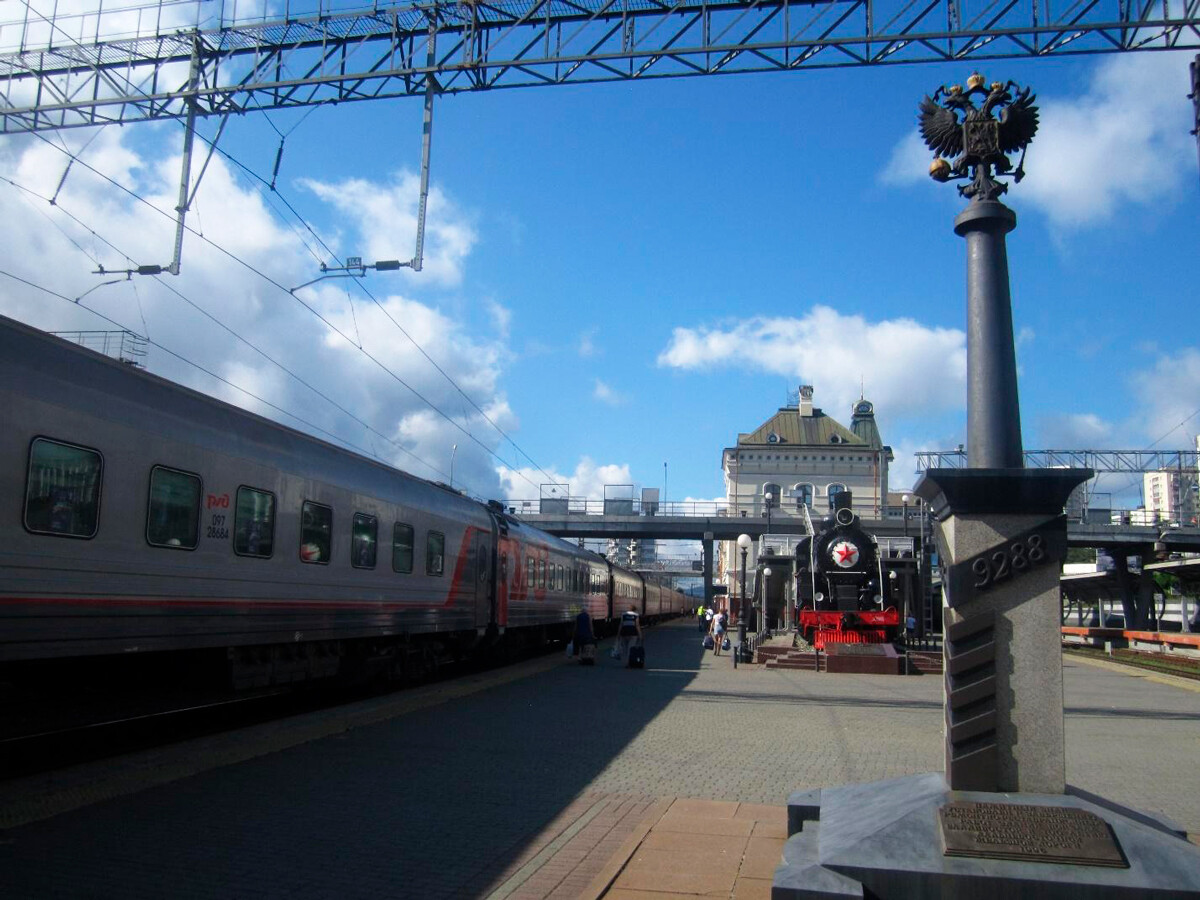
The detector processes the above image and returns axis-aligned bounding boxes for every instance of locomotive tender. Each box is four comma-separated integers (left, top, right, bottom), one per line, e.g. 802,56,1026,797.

0,315,680,688
796,492,900,649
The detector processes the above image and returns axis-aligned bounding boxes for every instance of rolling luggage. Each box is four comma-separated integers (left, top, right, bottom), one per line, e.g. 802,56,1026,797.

580,643,596,666
722,637,731,652
627,645,645,669
703,634,715,650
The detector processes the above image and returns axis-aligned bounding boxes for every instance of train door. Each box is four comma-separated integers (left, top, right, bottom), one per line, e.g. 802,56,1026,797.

474,528,494,631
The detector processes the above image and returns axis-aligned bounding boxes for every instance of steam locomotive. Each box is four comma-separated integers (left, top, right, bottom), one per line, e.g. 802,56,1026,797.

795,492,900,649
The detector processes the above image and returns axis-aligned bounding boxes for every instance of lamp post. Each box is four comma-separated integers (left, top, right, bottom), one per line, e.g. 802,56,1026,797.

762,566,773,634
450,443,457,490
737,533,751,661
902,493,909,537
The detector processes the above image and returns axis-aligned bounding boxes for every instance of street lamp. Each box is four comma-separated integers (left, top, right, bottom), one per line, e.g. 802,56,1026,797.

902,493,909,537
762,566,773,634
737,533,751,661
765,488,776,535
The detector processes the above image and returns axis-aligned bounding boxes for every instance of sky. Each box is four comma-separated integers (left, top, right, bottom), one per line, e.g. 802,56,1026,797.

0,6,1197,517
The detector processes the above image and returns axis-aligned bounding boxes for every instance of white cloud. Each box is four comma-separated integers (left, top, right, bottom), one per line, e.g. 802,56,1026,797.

497,457,635,503
0,126,515,499
298,170,477,288
593,378,624,405
880,51,1196,229
1129,349,1200,446
579,328,599,358
1035,413,1117,449
657,305,966,419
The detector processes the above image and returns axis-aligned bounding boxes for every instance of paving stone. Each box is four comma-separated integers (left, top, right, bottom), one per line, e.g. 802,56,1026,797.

0,621,1197,900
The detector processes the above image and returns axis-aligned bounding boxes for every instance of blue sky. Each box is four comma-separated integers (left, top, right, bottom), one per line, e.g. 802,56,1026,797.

0,23,1196,512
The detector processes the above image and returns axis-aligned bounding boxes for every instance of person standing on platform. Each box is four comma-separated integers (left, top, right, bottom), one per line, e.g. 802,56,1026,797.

617,605,642,665
710,606,728,656
697,603,707,632
574,607,597,664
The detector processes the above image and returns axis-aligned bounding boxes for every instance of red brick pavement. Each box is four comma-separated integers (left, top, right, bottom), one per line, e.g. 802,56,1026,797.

479,793,787,900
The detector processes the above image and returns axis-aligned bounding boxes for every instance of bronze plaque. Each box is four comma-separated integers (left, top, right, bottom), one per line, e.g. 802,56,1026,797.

938,802,1127,867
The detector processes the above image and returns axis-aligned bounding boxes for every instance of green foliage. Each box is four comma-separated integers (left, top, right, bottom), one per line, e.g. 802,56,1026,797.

1151,571,1180,595
1065,547,1095,565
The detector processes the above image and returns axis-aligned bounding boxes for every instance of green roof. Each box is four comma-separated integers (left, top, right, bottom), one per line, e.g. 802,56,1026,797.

738,407,863,448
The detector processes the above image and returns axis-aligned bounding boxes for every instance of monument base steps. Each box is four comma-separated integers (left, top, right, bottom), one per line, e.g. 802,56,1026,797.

773,773,1200,900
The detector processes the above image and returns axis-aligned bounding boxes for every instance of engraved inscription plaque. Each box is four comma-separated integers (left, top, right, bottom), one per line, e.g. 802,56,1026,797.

938,802,1128,867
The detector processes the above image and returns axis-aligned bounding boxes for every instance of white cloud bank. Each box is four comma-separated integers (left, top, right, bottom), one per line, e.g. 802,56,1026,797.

880,51,1196,229
0,126,512,497
657,305,966,419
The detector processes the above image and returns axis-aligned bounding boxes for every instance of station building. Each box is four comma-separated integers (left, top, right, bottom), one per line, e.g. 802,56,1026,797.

717,385,893,601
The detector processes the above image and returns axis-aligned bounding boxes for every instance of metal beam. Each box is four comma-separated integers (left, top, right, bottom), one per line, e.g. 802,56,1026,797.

2,0,1198,133
915,449,1200,473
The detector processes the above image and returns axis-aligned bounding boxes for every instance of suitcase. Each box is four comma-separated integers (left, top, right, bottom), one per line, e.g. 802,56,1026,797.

722,637,731,652
627,646,645,669
580,643,596,666
703,634,714,650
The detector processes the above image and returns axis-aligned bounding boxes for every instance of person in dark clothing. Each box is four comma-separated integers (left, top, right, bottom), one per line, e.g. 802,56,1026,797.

574,608,597,664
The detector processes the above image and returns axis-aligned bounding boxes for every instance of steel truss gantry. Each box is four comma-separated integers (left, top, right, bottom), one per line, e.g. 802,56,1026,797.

2,0,1199,134
915,449,1200,472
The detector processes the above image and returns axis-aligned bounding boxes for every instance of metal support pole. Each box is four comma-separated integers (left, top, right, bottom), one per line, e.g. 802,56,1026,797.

168,39,203,276
739,547,749,662
411,17,437,273
702,534,714,611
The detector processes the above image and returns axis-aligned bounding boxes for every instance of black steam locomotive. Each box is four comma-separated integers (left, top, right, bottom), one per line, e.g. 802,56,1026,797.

795,492,900,649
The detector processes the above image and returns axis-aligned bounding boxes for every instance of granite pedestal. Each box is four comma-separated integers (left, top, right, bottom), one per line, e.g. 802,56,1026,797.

773,773,1200,899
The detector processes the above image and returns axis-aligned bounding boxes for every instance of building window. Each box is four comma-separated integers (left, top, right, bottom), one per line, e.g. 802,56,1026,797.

351,513,377,569
24,438,104,538
793,483,814,509
393,523,415,573
234,486,276,557
300,501,332,564
147,466,201,549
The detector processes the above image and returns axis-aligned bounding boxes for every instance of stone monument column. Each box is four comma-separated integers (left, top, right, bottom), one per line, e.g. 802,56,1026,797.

913,74,1091,793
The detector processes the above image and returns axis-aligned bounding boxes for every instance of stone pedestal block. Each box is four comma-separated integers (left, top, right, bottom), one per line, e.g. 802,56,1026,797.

914,468,1091,794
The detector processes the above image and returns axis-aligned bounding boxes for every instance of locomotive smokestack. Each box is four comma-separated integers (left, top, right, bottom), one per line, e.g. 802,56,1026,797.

833,490,853,512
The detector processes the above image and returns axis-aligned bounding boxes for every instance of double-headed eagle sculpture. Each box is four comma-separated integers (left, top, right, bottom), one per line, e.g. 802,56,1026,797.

919,73,1039,202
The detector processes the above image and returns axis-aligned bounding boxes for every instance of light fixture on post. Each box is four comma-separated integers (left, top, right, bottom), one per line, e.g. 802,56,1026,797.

902,493,909,537
761,566,773,635
737,533,752,662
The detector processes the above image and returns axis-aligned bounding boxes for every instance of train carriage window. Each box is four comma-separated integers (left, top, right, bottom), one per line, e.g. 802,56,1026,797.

234,487,276,557
146,466,201,549
527,556,534,588
351,513,377,569
392,523,414,573
538,559,546,590
426,531,445,576
556,564,563,591
24,438,103,538
300,501,332,564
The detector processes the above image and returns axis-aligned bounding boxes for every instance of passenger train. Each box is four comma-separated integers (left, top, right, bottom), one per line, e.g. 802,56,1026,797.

0,315,683,689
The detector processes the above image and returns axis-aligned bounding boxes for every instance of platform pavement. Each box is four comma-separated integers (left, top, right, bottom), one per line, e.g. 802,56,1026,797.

0,618,1197,899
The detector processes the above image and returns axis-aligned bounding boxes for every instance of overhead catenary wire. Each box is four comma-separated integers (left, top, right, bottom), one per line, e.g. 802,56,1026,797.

0,176,469,488
26,129,547,495
183,122,558,489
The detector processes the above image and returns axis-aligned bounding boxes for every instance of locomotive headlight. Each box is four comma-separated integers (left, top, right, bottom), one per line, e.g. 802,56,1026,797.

873,594,883,604
814,592,825,602
889,570,898,581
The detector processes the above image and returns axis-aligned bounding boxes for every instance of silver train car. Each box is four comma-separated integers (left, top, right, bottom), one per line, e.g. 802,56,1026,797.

0,315,683,687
